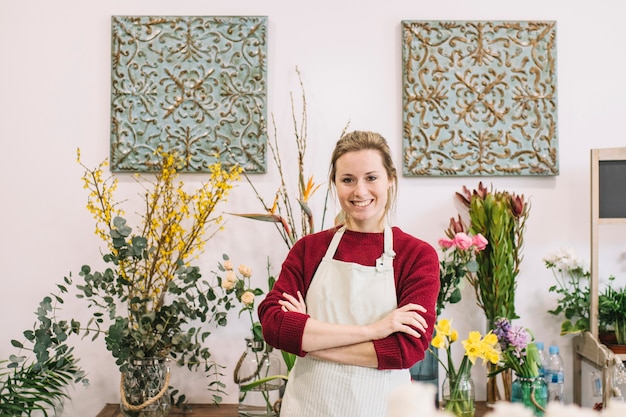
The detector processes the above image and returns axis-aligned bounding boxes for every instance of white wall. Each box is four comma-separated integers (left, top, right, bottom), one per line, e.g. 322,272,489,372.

1,0,625,415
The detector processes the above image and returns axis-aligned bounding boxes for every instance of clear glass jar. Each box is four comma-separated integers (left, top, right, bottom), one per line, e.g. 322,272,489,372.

120,357,171,417
511,375,548,417
235,338,284,417
441,371,475,417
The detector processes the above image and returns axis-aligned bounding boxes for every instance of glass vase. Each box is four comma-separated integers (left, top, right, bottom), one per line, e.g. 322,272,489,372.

120,357,171,417
235,338,284,417
441,371,475,417
511,376,548,417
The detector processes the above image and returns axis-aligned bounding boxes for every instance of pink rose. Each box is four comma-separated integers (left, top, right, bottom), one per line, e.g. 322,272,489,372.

439,238,454,249
453,232,473,250
472,233,488,251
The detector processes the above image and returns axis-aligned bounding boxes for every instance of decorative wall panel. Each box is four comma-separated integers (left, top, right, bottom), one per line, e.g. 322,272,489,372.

111,16,268,172
402,21,558,176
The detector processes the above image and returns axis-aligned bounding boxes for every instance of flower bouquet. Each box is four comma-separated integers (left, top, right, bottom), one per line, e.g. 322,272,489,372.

456,182,530,403
436,216,488,316
431,319,500,417
75,150,241,409
491,318,547,416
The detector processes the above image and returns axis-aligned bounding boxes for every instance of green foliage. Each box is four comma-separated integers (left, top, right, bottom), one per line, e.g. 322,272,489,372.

75,218,236,403
0,283,86,416
457,183,530,323
599,276,626,343
544,249,591,335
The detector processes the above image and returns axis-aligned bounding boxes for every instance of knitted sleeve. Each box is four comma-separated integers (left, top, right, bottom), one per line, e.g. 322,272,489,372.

257,229,334,356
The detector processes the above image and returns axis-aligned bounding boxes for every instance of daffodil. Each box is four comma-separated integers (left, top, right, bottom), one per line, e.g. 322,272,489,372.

430,318,501,417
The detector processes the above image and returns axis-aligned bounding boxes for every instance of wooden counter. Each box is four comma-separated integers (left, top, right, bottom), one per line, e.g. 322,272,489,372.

96,403,238,417
97,401,491,416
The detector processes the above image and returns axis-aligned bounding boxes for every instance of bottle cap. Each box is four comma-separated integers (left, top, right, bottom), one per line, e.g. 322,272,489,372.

549,345,559,354
536,342,544,350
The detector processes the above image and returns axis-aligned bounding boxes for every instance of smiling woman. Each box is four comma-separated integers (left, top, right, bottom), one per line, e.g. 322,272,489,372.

258,130,440,417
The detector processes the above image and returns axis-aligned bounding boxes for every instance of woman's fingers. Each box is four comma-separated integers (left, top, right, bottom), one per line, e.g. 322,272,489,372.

279,291,307,313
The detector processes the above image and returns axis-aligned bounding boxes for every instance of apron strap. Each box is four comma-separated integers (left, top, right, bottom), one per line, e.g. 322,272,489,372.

323,226,346,259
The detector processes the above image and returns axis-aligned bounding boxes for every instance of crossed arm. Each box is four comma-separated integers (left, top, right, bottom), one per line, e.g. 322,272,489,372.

278,291,428,368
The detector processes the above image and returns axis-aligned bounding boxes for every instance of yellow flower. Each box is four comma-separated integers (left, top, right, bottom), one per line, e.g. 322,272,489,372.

431,333,446,349
483,332,498,346
432,316,503,417
450,329,458,342
435,318,452,337
241,291,255,306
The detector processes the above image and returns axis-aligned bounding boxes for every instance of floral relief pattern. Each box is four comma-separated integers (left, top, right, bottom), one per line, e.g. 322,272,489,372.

111,16,268,173
402,21,558,176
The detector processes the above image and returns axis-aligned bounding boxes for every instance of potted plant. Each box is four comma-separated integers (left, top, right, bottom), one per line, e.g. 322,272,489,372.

543,248,622,347
543,248,591,335
598,276,626,348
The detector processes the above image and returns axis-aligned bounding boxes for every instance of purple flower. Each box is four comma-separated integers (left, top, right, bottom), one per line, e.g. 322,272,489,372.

506,325,530,358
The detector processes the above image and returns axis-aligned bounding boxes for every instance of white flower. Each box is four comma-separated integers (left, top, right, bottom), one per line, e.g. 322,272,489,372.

544,248,588,274
223,259,234,270
544,402,596,417
602,398,626,417
483,401,533,417
221,271,237,290
387,382,441,417
241,291,255,306
238,264,252,278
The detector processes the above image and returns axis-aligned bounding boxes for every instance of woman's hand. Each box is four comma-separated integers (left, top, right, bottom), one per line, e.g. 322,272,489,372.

367,303,428,340
278,291,307,313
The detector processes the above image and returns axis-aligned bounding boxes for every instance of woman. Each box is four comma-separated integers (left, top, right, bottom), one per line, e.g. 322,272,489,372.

257,131,439,417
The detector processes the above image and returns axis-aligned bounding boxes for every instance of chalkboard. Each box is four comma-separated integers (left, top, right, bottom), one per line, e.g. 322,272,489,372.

599,160,626,218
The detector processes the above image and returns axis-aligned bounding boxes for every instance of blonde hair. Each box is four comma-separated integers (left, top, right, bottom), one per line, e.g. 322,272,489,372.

328,130,398,217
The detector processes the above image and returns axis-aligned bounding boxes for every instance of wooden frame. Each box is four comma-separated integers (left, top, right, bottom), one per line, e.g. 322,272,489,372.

573,147,626,407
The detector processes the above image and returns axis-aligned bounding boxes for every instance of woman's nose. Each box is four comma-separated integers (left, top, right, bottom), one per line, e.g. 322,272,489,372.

353,180,367,196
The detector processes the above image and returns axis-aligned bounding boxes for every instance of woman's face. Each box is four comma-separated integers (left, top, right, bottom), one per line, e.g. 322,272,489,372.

334,149,392,233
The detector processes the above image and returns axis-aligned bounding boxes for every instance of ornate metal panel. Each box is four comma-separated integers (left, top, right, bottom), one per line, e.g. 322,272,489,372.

402,21,558,176
111,16,268,172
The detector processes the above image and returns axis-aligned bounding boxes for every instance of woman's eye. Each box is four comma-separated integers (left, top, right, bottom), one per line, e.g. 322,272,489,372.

341,178,354,184
367,176,378,182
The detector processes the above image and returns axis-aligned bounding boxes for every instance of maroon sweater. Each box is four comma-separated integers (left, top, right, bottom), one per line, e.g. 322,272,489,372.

257,226,440,370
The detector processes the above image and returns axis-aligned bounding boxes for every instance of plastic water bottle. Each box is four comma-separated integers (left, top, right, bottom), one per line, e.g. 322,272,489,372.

535,342,546,378
545,345,565,403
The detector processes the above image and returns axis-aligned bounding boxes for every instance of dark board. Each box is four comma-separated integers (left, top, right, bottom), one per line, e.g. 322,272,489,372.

599,160,626,218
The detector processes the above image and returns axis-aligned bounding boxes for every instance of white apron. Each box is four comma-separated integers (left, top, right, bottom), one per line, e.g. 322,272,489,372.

280,226,410,417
